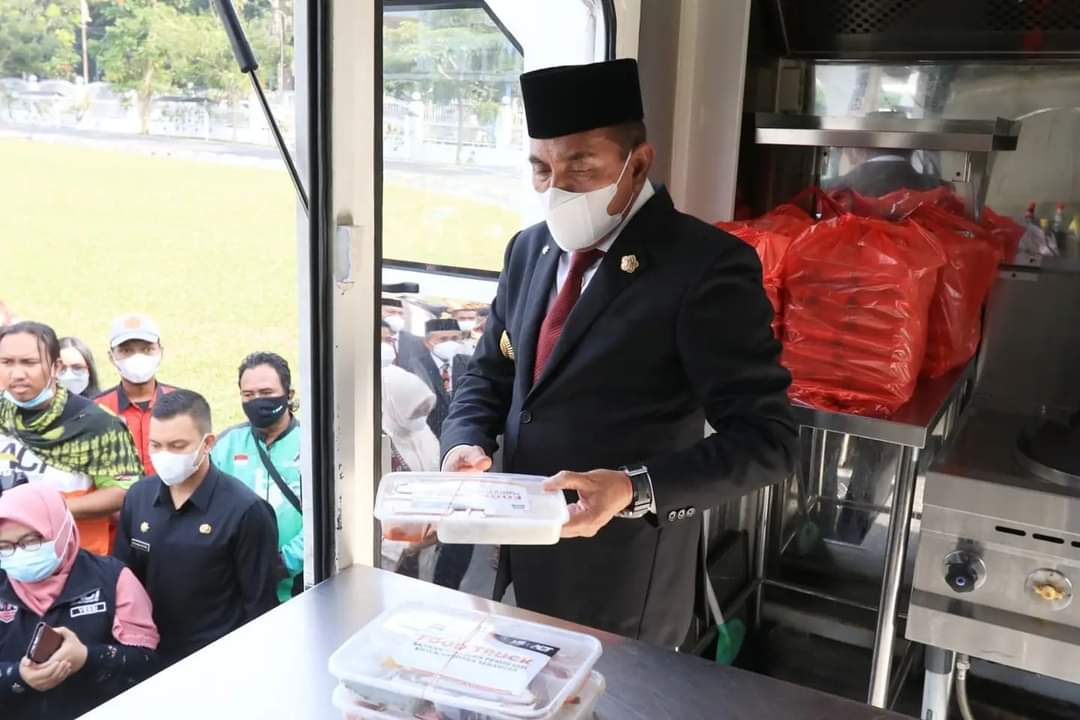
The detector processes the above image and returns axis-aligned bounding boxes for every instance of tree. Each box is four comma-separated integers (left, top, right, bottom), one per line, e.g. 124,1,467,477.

96,0,292,135
0,1,81,80
98,2,183,133
384,9,520,164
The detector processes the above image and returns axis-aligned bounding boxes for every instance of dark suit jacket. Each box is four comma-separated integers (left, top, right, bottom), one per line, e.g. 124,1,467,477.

441,188,798,646
393,330,428,371
407,351,469,439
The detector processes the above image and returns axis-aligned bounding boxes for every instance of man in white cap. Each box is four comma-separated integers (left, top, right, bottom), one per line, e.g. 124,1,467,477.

96,313,179,476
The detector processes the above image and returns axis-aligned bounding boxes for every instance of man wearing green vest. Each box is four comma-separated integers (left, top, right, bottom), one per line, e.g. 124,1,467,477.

212,352,303,602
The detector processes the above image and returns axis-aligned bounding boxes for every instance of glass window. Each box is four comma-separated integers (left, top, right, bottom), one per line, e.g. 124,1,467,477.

378,1,606,595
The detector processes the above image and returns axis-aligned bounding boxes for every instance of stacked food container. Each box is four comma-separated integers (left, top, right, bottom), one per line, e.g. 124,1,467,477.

329,603,605,720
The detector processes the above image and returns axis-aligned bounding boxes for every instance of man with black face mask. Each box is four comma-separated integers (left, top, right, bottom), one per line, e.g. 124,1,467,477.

211,352,303,601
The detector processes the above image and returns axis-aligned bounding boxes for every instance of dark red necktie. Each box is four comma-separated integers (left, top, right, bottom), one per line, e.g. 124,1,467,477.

533,249,604,384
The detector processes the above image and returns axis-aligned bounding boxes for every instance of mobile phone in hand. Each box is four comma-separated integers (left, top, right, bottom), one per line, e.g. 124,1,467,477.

27,623,64,664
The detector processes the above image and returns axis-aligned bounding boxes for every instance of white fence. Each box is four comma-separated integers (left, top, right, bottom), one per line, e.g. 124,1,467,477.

1,78,525,168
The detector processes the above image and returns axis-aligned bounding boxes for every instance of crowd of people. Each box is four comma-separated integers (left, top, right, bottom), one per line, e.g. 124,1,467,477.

0,297,489,719
0,309,304,720
379,296,491,587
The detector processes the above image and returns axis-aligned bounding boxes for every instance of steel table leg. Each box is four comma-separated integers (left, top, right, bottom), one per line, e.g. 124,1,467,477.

921,646,955,720
809,428,827,500
752,482,775,630
867,445,920,707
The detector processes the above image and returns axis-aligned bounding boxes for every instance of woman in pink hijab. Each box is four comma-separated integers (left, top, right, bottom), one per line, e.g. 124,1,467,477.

0,484,160,720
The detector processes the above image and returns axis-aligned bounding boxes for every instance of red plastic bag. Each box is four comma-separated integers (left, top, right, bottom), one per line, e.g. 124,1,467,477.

908,205,1001,377
715,223,792,338
829,186,966,221
781,214,947,417
979,206,1023,264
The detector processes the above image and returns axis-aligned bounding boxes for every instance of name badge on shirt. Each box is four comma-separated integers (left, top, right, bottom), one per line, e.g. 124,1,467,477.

130,538,151,553
71,602,108,618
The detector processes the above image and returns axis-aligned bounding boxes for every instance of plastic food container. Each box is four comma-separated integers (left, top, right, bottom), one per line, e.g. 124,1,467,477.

328,603,602,720
330,672,605,720
374,473,569,546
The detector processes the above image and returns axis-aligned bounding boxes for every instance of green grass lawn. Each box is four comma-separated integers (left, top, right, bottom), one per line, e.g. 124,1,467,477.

2,137,515,427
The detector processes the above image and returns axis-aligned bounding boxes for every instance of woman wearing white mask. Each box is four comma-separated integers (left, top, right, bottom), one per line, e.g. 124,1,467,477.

58,337,101,399
380,365,440,577
0,322,143,557
381,365,440,473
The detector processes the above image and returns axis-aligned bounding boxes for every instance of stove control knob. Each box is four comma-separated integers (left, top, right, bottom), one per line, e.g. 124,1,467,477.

1026,569,1073,611
943,551,985,594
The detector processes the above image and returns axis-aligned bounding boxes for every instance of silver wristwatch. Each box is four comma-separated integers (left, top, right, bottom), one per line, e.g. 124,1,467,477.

617,464,654,519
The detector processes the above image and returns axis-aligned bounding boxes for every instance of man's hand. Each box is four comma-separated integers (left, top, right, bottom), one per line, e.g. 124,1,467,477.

544,470,633,539
19,657,73,692
50,627,88,676
442,445,493,473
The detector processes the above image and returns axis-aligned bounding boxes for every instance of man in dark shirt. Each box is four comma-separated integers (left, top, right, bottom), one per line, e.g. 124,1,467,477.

113,389,279,666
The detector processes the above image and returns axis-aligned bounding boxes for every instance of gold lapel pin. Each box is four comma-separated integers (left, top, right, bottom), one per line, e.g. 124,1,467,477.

140,521,150,533
499,331,515,361
199,523,213,535
620,254,640,274
541,245,550,255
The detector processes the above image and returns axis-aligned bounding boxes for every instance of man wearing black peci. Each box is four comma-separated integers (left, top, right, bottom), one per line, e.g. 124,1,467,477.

441,59,797,647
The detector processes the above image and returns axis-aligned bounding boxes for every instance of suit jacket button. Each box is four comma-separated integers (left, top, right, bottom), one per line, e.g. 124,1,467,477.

677,509,687,520
687,507,696,518
520,410,533,424
667,510,677,522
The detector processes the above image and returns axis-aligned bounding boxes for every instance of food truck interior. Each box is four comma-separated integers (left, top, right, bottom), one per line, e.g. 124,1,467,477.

28,1,1077,719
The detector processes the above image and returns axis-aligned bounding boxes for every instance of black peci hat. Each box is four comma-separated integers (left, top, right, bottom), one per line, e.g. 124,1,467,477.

425,318,460,334
381,297,403,308
521,59,644,140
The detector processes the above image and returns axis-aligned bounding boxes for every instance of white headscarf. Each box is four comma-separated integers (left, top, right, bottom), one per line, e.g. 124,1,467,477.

382,365,440,472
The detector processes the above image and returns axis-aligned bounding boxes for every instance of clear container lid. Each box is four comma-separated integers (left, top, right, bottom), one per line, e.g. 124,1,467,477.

328,603,602,719
330,672,605,720
374,473,569,546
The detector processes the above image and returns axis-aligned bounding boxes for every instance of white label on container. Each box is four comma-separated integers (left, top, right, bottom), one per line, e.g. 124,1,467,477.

394,481,531,518
392,626,558,696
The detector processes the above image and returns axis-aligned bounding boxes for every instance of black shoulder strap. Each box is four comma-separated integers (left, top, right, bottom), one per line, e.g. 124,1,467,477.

254,438,302,515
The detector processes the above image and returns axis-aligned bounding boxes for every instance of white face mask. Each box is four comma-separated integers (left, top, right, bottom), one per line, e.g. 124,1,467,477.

458,319,477,333
384,315,405,334
540,153,634,252
116,352,161,384
432,341,461,362
380,342,395,368
151,436,207,487
58,369,90,396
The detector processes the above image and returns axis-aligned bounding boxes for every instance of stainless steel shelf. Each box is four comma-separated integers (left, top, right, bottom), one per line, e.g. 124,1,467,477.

755,114,1021,153
790,361,974,449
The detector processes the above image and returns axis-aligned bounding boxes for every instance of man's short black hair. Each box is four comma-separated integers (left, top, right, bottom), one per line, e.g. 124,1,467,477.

237,351,292,394
606,120,647,156
152,389,213,435
0,321,61,367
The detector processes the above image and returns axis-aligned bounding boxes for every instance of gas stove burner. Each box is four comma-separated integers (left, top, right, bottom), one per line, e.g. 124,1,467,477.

1016,413,1080,486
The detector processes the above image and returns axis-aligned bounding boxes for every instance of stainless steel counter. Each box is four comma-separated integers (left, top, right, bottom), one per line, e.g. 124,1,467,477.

790,361,973,449
82,564,906,720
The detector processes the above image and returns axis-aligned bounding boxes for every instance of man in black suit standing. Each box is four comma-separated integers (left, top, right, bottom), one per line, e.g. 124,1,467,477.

407,318,469,439
441,59,798,647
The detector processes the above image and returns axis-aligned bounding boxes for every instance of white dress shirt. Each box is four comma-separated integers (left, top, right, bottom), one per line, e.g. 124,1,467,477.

431,351,452,392
550,180,656,305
